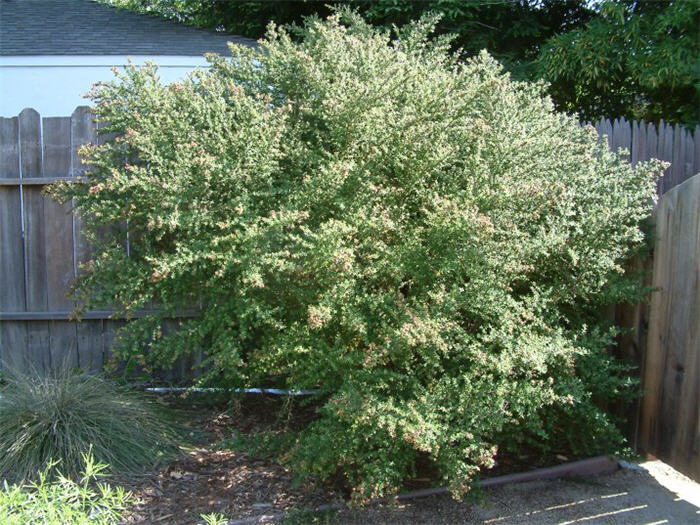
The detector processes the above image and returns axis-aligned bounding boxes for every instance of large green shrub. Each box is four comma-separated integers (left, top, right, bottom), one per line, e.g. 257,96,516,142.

52,11,662,502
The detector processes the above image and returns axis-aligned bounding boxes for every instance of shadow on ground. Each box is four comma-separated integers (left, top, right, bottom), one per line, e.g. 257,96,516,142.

335,465,699,524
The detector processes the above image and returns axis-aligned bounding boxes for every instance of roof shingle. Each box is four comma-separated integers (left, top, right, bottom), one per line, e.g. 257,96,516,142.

0,0,255,56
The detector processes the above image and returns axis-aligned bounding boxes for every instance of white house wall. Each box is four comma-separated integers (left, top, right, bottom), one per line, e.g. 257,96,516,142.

0,55,214,117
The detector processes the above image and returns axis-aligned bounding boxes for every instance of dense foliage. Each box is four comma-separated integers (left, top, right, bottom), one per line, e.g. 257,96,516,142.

0,453,131,525
0,368,182,482
538,0,700,125
52,12,662,501
104,0,698,125
105,0,593,77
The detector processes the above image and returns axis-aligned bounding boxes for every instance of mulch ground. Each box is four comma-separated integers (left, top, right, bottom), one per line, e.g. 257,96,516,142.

118,395,344,524
116,394,581,524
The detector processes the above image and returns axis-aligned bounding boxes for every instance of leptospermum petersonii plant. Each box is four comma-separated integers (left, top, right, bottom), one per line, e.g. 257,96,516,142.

51,9,662,503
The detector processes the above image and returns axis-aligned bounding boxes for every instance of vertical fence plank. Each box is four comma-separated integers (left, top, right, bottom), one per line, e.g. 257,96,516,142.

43,116,78,369
661,120,675,193
671,124,685,191
623,118,632,153
639,174,700,481
77,320,104,373
611,117,632,156
595,119,613,149
71,107,97,278
684,130,695,184
97,118,129,254
103,319,126,375
19,108,51,373
0,116,27,371
644,122,660,193
666,175,700,478
70,106,97,178
631,120,644,166
657,121,668,192
611,118,621,151
70,107,104,371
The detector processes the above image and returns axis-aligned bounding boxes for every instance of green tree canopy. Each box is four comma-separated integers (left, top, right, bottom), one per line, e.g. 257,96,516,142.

105,0,595,76
538,0,700,125
105,0,699,125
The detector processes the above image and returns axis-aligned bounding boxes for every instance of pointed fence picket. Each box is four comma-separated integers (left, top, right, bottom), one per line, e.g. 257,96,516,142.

588,117,699,194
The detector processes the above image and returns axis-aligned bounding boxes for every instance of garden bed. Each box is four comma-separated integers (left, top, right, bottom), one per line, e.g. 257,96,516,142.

117,394,614,524
118,395,344,523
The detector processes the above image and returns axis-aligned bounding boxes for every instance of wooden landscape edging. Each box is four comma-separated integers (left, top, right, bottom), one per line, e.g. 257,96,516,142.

224,456,620,525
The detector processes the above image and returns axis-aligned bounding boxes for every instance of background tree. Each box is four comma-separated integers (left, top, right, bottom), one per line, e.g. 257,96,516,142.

538,0,700,125
359,0,594,78
104,0,698,126
106,1,594,76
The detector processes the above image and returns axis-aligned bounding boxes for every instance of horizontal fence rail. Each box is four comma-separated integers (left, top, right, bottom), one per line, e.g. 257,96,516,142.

0,309,200,321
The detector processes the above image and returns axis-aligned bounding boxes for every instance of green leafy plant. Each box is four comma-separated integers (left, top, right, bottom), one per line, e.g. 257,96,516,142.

200,512,229,525
0,451,131,525
538,0,700,125
51,10,662,503
0,367,183,482
280,507,338,525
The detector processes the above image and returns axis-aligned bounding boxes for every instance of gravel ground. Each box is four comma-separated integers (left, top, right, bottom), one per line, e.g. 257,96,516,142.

334,461,700,524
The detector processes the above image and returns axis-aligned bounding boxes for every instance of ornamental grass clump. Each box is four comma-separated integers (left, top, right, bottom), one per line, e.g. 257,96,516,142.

0,367,183,483
51,10,662,502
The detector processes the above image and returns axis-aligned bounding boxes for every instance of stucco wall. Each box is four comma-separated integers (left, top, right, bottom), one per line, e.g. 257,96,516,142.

0,55,212,117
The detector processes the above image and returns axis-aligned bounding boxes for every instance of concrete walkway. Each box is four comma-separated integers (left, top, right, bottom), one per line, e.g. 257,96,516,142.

336,461,700,524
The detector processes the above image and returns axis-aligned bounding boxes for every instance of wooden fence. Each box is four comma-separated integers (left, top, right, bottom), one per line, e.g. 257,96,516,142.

1,107,103,373
0,108,698,476
589,118,700,194
637,173,700,481
0,107,192,378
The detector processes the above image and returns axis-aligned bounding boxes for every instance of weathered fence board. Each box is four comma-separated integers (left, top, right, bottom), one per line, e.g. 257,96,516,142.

44,116,79,369
590,118,700,194
18,109,50,372
638,173,700,481
0,116,26,371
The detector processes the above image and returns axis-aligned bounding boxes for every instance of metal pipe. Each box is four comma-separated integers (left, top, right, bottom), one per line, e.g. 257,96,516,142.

144,386,318,396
